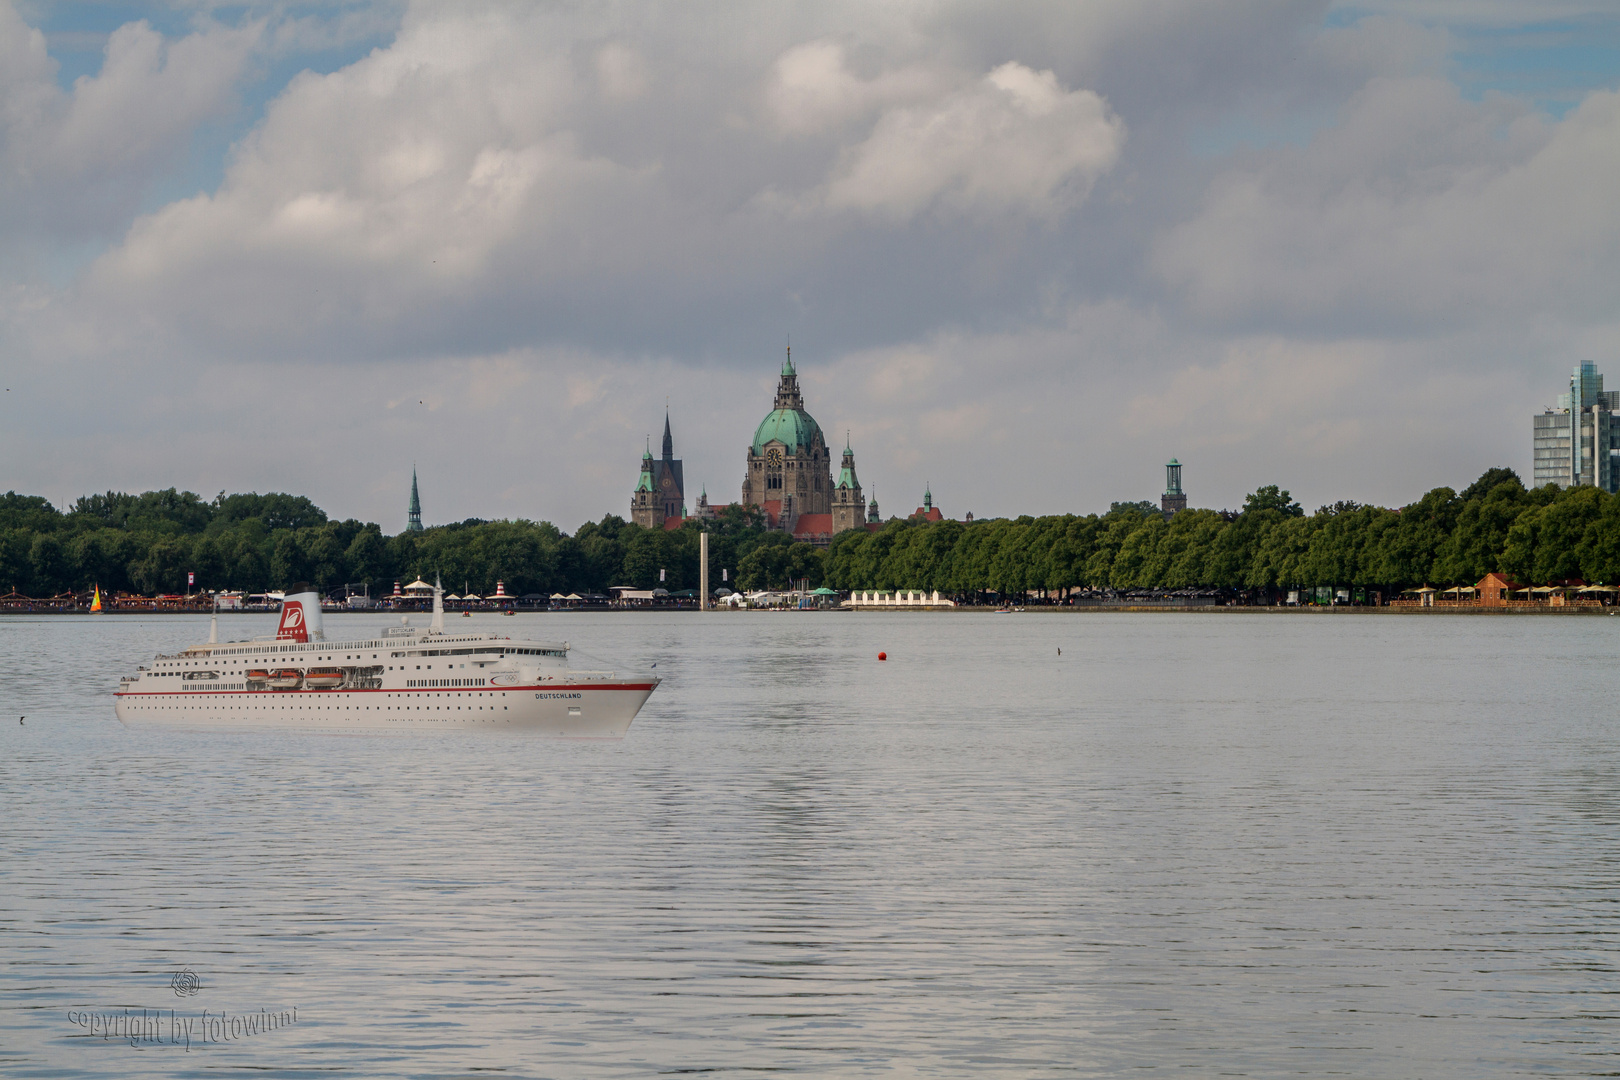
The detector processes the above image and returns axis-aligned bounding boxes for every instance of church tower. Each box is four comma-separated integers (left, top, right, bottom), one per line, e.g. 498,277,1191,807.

653,410,686,521
831,434,865,534
868,490,880,525
631,440,664,528
406,467,423,532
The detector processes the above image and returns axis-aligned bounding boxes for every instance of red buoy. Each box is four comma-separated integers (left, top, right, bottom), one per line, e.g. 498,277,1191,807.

878,651,887,661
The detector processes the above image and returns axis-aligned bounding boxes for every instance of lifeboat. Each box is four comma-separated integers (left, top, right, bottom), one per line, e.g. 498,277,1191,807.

304,668,344,689
245,669,270,683
266,669,303,690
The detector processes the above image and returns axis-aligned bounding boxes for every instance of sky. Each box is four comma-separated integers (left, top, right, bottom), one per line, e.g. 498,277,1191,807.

2,0,1618,533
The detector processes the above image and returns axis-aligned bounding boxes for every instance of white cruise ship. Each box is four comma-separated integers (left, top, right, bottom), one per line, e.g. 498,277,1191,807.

114,584,658,737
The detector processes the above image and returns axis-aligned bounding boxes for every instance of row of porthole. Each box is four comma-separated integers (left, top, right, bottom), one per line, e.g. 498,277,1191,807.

126,704,510,712
131,702,508,708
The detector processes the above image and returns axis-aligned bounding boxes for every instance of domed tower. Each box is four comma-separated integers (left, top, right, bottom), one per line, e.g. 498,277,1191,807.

868,490,880,525
831,433,864,534
1161,458,1187,518
741,348,832,533
631,440,663,528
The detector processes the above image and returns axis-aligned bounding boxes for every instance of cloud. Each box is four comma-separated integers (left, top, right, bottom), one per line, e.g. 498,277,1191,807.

765,40,940,134
1123,337,1376,450
3,1,1618,531
1155,76,1620,329
822,62,1125,219
55,8,1128,365
0,3,256,244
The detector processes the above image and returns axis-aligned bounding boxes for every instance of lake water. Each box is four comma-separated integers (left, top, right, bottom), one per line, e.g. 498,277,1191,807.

3,610,1619,1077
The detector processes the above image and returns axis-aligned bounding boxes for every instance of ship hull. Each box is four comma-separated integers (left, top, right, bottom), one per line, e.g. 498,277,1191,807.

114,682,656,738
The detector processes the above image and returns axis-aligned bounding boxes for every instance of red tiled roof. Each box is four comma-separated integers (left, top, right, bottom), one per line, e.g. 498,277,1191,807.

792,513,833,538
910,507,944,522
762,500,782,527
662,517,684,531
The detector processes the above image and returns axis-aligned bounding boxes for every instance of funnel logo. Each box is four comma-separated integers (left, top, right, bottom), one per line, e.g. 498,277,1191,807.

276,601,308,642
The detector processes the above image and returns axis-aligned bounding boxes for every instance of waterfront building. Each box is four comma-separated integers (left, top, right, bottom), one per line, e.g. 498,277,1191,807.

1162,459,1187,518
1477,572,1526,606
831,436,865,534
1533,362,1620,491
742,349,833,535
406,467,424,532
631,413,687,529
692,486,716,520
631,350,878,543
909,486,944,523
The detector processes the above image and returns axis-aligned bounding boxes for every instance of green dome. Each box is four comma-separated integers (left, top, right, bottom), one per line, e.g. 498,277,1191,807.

753,408,822,454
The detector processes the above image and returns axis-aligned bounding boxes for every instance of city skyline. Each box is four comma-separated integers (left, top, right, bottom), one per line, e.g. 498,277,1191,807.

1,2,1618,530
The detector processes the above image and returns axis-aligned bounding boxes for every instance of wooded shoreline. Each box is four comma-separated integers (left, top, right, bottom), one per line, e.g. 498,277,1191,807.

3,466,1616,602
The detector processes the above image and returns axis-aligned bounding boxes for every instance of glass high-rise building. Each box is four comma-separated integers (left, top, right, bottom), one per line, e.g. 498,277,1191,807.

1533,362,1620,491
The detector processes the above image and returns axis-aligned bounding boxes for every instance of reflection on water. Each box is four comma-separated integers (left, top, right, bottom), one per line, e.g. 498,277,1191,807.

2,611,1620,1077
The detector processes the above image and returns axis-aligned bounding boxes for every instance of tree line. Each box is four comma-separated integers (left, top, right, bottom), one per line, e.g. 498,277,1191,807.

0,468,1615,600
0,489,788,598
824,468,1620,598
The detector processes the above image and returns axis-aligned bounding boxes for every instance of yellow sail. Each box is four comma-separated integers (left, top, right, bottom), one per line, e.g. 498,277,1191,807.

90,585,102,613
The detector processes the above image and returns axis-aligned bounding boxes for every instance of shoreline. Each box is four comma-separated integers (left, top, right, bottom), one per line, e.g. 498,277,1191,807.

3,605,1615,617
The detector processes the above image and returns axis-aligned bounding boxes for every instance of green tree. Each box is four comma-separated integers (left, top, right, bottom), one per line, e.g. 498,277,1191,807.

736,532,795,590
1243,485,1304,517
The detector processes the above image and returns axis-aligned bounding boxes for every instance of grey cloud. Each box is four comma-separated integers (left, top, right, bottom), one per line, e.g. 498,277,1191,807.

2,0,1617,527
1154,77,1620,330
59,2,1144,366
0,3,256,247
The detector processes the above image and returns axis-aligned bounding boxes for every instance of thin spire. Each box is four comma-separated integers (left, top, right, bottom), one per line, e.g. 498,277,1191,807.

407,465,423,532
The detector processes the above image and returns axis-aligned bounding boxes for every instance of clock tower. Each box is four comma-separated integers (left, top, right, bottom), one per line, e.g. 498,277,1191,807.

742,349,833,534
632,412,686,529
831,435,864,534
631,440,662,528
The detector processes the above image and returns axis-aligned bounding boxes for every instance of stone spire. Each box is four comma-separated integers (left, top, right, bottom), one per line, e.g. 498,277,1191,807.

830,432,865,534
774,346,804,411
662,410,674,459
407,466,423,532
837,433,860,490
